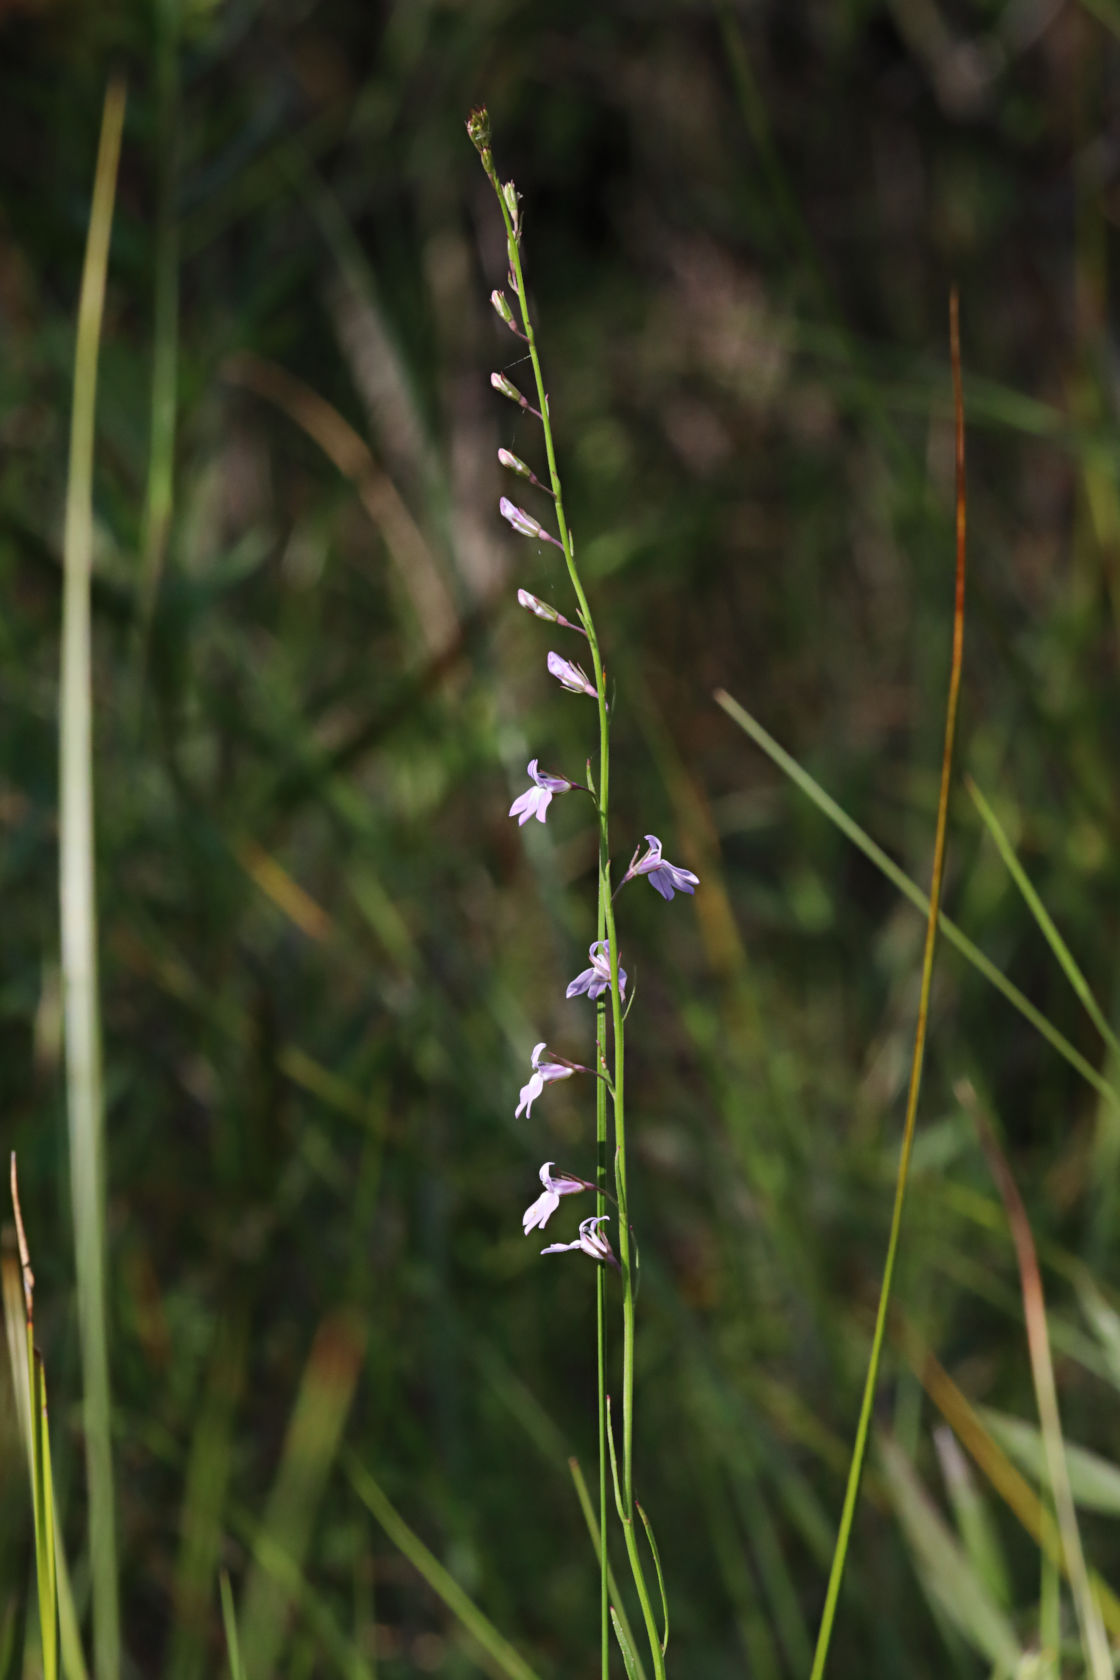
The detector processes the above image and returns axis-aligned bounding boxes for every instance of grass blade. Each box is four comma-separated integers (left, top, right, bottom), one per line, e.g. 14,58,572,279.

965,776,1120,1059
975,1406,1120,1516
713,689,1119,1112
610,1607,643,1680
904,1323,1120,1635
344,1451,545,1680
965,1085,1113,1680
879,1435,1021,1670
239,1311,366,1680
636,1504,668,1657
932,1425,1011,1610
808,291,968,1680
569,1459,648,1680
60,75,126,1680
6,1158,58,1680
219,1570,246,1680
166,1316,246,1680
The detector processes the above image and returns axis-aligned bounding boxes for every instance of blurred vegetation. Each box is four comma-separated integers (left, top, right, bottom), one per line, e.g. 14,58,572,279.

3,0,1120,1674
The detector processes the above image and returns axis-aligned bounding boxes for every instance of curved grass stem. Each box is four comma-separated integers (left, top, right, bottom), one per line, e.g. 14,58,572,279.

808,291,968,1680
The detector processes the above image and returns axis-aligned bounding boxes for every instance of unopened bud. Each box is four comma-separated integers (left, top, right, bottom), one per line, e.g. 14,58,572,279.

499,448,532,479
517,587,587,637
466,107,492,154
490,290,515,327
499,497,543,540
491,372,541,420
517,588,561,623
503,180,521,236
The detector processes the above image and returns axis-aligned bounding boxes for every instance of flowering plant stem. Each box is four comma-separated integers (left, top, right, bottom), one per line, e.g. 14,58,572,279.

473,124,667,1680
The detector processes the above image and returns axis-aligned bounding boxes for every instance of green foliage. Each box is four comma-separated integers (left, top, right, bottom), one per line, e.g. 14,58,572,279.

4,1,1120,1675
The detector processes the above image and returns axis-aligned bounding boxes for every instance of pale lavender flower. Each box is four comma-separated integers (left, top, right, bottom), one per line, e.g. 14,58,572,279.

518,588,559,621
522,1162,591,1234
547,651,597,698
515,1042,576,1119
509,760,577,826
500,497,562,549
620,834,699,902
566,939,627,1002
500,497,543,538
542,1214,618,1269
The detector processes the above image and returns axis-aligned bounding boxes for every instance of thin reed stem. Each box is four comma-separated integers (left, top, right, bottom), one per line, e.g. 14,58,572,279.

61,77,126,1680
807,290,968,1680
134,0,181,698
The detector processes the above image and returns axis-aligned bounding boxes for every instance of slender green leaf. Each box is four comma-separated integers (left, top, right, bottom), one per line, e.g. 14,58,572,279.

240,1313,365,1680
60,76,126,1680
977,1407,1120,1517
880,1436,1022,1670
714,690,1120,1111
345,1451,544,1680
610,1607,643,1680
636,1504,668,1656
966,778,1120,1059
219,1570,246,1680
569,1460,648,1680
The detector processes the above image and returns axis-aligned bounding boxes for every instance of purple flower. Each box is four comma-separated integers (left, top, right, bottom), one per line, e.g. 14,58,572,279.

500,498,561,549
542,1214,618,1269
518,588,559,621
509,760,577,826
547,651,597,698
522,1162,591,1234
566,939,627,1003
620,834,699,902
515,1042,576,1119
500,497,543,539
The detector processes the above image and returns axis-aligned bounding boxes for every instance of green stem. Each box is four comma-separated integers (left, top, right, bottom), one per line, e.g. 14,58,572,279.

596,1068,609,1680
808,292,968,1680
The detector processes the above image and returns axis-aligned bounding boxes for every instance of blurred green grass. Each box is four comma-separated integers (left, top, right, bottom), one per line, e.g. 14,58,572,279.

4,1,1120,1675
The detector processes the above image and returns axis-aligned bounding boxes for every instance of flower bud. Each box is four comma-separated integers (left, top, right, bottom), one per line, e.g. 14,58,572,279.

503,180,521,236
466,107,491,153
499,447,532,479
500,497,543,540
490,372,541,421
517,588,561,623
490,290,515,328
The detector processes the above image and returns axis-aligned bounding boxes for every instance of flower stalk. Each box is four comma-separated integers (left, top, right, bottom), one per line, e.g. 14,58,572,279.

471,108,689,1680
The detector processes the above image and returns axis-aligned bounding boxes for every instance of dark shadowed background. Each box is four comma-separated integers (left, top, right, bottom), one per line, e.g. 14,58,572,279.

2,1,1120,1675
